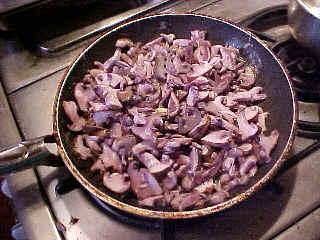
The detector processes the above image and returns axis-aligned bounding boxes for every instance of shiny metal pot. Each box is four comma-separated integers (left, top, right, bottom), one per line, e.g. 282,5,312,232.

288,0,320,57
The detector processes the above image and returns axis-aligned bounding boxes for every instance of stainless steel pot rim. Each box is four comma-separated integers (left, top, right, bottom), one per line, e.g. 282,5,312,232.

295,0,320,19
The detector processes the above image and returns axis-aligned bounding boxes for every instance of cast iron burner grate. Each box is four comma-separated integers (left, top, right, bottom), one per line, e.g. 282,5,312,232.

90,193,162,229
272,38,320,103
54,177,176,239
271,38,320,138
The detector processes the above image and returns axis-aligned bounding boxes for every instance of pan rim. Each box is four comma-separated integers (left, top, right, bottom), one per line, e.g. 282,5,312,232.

53,12,298,219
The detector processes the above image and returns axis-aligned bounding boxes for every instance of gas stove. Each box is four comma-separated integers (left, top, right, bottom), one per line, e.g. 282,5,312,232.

1,0,320,239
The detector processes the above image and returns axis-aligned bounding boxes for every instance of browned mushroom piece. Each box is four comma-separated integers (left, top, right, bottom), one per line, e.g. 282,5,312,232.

238,143,253,155
99,143,123,173
138,195,165,208
201,130,232,147
74,82,96,112
83,135,102,154
244,105,259,121
73,135,92,160
128,162,163,200
168,92,180,118
103,172,130,194
138,152,172,175
181,147,199,191
236,111,259,141
162,171,177,190
257,130,279,163
188,115,210,139
112,136,137,157
178,108,202,134
63,101,86,132
239,72,256,89
171,191,201,211
104,87,123,110
115,38,134,49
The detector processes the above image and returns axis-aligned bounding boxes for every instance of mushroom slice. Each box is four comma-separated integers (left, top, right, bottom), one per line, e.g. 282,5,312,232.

201,130,232,147
103,172,130,194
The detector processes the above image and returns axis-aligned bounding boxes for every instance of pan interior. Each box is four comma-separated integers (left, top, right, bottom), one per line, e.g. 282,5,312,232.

55,14,295,216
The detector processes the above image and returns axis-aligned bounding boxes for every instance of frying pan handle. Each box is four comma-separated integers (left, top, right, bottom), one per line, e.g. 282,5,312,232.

0,135,64,175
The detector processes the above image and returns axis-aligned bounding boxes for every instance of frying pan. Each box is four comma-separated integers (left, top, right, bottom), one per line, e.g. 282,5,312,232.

0,13,297,219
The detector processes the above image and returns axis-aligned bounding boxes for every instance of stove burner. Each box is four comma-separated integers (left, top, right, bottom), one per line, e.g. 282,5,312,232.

90,194,162,229
90,195,177,240
272,39,320,102
297,57,318,74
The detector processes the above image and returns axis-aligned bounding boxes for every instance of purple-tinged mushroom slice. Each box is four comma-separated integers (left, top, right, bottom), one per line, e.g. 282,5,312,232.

83,135,102,154
181,147,199,191
92,111,114,126
239,72,256,89
138,152,172,175
99,143,123,173
154,54,167,82
190,30,207,41
236,111,259,141
194,179,215,193
131,114,163,144
205,96,237,123
163,137,192,154
239,155,258,176
187,63,214,79
115,38,134,49
112,136,136,157
201,130,232,147
138,195,165,208
257,129,279,163
168,92,180,118
74,83,96,112
187,86,199,107
104,87,123,110
188,115,210,139
103,172,130,194
162,171,177,190
160,33,175,44
90,159,105,172
105,73,125,88
208,191,229,205
178,108,202,134
209,115,240,134
63,101,86,132
238,143,253,155
198,90,209,101
128,162,163,200
171,191,201,211
73,135,92,160
110,122,123,139
132,141,159,157
244,106,259,121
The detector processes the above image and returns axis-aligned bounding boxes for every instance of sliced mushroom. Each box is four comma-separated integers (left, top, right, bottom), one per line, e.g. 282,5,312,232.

63,101,86,132
99,143,122,173
103,172,130,194
138,152,172,175
128,162,163,200
236,111,259,141
201,130,232,147
168,92,180,118
73,135,92,160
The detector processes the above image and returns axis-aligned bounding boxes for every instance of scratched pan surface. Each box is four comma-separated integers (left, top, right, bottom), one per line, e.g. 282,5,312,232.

53,13,297,219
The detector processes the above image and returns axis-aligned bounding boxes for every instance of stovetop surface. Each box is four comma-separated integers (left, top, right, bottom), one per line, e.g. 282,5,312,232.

2,0,320,239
